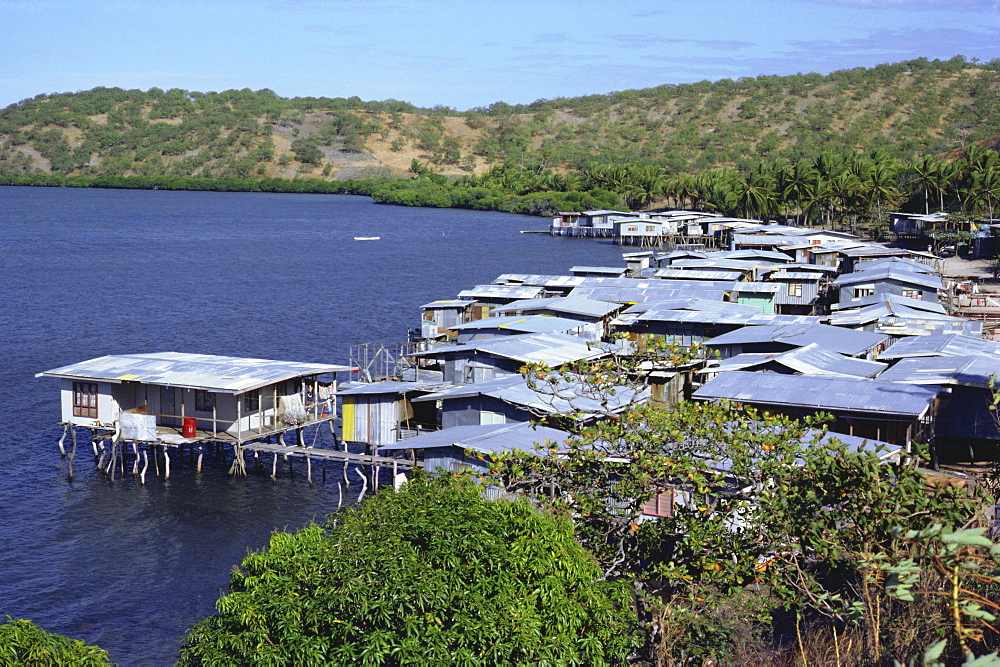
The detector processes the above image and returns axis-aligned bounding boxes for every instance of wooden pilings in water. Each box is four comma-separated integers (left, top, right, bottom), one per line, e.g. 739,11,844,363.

59,423,417,492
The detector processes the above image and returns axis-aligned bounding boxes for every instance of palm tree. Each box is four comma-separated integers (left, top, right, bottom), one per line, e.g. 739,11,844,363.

910,155,942,215
860,158,901,225
783,160,819,225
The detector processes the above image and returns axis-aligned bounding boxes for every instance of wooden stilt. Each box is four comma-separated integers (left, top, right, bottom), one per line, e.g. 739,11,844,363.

57,424,68,456
272,452,278,479
355,468,368,502
154,446,161,476
92,437,98,456
296,428,304,447
140,450,148,485
306,452,313,485
337,482,343,509
132,442,139,476
196,446,203,474
67,428,77,481
164,447,171,480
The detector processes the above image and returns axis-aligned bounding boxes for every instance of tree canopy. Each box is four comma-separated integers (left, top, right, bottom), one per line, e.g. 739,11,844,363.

179,475,641,665
0,617,109,666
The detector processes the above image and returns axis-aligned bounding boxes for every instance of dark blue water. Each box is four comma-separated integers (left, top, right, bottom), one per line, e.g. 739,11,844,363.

0,186,624,664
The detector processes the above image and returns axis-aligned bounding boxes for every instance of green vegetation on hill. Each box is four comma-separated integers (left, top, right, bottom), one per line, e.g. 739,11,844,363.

1,56,999,221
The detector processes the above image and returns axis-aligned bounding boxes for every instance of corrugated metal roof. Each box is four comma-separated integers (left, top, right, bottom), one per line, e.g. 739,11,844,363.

856,257,935,274
723,249,795,262
769,271,826,281
733,234,808,246
493,274,586,288
831,293,946,314
875,355,1000,388
705,323,887,356
490,296,622,319
631,309,819,327
833,268,942,290
734,282,782,294
693,370,939,416
412,373,648,414
703,343,887,378
378,422,570,455
878,334,1000,360
37,352,352,394
877,319,983,338
421,299,476,309
411,332,610,365
670,259,762,270
840,246,912,258
337,380,450,396
654,269,745,281
569,285,732,304
768,263,838,273
829,304,959,328
569,266,627,276
457,285,545,300
448,314,584,334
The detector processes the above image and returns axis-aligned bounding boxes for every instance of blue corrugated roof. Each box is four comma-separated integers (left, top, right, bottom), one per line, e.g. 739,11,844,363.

833,267,942,290
457,285,544,300
705,323,887,356
337,380,450,396
410,332,611,365
693,370,939,416
830,293,946,314
490,296,622,319
855,257,935,274
875,355,1000,388
412,374,648,415
654,269,745,281
703,343,886,378
448,314,584,335
378,422,570,455
878,334,1000,360
37,352,352,394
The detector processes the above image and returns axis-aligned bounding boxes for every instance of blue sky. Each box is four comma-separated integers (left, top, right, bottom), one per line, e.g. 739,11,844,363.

3,0,999,111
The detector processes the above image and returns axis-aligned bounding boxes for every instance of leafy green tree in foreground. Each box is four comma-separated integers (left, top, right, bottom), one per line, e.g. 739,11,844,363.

0,617,109,665
492,346,991,664
179,475,640,666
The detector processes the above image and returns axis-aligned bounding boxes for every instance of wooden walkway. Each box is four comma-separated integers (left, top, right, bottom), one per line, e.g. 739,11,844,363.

241,441,422,470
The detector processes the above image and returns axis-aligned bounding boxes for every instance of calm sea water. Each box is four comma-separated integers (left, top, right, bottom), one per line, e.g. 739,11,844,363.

0,186,625,664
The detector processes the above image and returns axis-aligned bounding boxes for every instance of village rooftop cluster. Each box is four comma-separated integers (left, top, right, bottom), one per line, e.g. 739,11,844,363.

36,212,1000,496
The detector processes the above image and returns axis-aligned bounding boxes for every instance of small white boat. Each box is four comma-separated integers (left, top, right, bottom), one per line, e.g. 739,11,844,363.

353,236,381,241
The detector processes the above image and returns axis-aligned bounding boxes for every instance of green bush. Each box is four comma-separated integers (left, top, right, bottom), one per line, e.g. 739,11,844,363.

179,475,640,665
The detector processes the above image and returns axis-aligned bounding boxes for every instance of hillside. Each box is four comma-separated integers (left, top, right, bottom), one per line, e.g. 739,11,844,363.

1,56,999,184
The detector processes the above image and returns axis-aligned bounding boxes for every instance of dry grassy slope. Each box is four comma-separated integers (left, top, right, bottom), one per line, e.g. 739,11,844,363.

4,66,999,179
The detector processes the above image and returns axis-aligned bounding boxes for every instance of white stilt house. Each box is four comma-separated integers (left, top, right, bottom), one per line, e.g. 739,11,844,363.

37,352,352,445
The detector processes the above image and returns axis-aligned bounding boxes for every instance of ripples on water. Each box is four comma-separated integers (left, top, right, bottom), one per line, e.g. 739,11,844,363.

0,187,626,663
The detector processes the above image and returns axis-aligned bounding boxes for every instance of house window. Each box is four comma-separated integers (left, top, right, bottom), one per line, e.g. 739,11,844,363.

642,488,675,518
901,289,922,300
627,225,638,233
195,390,215,412
787,283,803,297
244,393,259,411
72,382,99,418
854,287,876,298
645,225,656,233
480,411,505,425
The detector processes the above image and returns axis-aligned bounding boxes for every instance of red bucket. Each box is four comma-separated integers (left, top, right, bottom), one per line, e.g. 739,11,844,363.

182,417,197,438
